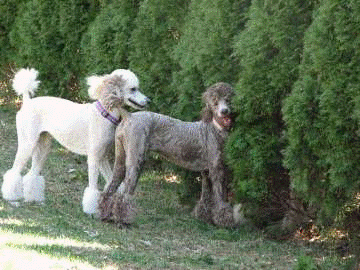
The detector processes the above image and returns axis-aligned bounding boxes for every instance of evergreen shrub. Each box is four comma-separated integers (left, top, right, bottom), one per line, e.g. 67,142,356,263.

81,0,141,75
283,0,360,228
227,0,315,226
10,0,98,100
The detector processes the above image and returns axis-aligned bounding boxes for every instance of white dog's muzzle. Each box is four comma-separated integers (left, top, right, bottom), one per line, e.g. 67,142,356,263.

127,91,150,110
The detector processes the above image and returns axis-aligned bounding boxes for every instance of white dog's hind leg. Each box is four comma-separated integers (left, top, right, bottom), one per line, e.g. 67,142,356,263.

2,169,23,200
23,133,51,203
2,112,42,201
1,140,36,201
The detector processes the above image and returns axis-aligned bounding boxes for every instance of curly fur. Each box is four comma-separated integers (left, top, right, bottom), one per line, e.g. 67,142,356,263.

201,82,234,123
100,82,238,228
99,193,137,225
88,75,125,112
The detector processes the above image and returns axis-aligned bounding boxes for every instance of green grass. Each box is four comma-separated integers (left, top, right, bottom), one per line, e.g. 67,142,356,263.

0,105,350,269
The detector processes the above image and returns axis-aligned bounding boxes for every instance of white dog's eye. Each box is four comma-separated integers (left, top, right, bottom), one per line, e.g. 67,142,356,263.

131,87,137,92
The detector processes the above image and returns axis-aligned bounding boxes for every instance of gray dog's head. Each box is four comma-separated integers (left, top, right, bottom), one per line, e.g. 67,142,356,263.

202,82,234,130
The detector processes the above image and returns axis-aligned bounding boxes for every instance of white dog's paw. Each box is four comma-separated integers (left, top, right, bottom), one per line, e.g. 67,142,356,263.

1,169,24,201
82,187,100,215
23,174,45,203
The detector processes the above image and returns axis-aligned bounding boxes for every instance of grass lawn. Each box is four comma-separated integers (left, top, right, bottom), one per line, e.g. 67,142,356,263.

0,105,349,269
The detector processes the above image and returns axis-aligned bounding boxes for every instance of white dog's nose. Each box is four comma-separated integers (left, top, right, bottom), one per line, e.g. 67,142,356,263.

137,92,150,106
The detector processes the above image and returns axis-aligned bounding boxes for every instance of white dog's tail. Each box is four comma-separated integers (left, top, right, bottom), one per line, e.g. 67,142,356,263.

12,68,40,101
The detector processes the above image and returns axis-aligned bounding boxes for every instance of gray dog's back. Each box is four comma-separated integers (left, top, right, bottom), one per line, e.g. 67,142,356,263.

118,111,219,171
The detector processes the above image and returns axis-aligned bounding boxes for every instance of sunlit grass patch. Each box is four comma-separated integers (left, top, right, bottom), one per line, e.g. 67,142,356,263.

0,217,24,226
0,231,102,269
0,231,111,251
0,248,99,270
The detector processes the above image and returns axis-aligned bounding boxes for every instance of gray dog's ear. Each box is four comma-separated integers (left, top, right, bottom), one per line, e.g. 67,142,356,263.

201,87,215,123
201,104,213,123
100,75,126,111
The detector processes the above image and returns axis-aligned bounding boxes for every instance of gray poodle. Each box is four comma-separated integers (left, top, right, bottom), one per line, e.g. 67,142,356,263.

99,82,238,227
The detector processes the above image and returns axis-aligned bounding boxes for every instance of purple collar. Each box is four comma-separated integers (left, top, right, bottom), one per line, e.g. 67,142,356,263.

95,101,121,126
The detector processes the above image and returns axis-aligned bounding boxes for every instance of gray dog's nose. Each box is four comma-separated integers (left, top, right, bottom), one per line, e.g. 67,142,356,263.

221,108,230,115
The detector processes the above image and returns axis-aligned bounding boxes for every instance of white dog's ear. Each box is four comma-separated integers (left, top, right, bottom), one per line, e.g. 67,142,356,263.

107,75,125,91
87,75,107,100
87,74,126,101
100,75,126,111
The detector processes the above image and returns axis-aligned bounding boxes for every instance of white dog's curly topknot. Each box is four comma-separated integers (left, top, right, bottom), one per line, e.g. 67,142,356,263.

87,69,140,101
12,68,40,100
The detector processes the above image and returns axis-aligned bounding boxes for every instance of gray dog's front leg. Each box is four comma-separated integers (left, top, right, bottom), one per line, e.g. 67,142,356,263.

99,165,125,221
209,166,235,228
100,142,126,221
103,137,126,195
103,164,125,195
193,172,213,224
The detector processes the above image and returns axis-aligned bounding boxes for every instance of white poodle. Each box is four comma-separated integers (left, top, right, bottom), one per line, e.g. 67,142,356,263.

1,68,149,214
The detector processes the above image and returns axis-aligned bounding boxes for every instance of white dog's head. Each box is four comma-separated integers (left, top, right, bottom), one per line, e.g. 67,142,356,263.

87,69,149,111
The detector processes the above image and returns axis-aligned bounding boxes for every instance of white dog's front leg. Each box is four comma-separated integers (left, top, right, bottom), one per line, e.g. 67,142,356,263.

2,169,24,201
82,187,100,214
99,159,113,185
82,159,100,214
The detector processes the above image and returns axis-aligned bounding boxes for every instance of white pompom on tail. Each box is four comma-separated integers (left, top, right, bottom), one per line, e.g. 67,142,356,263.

12,68,40,100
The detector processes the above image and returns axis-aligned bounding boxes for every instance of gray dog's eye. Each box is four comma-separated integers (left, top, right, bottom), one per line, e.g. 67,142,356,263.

212,97,218,106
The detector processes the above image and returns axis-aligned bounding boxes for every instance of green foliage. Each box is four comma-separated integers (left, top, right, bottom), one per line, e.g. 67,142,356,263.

227,0,316,221
294,255,317,270
172,0,250,120
10,0,98,99
0,0,24,70
283,0,360,224
82,0,140,74
0,0,19,101
129,0,189,114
